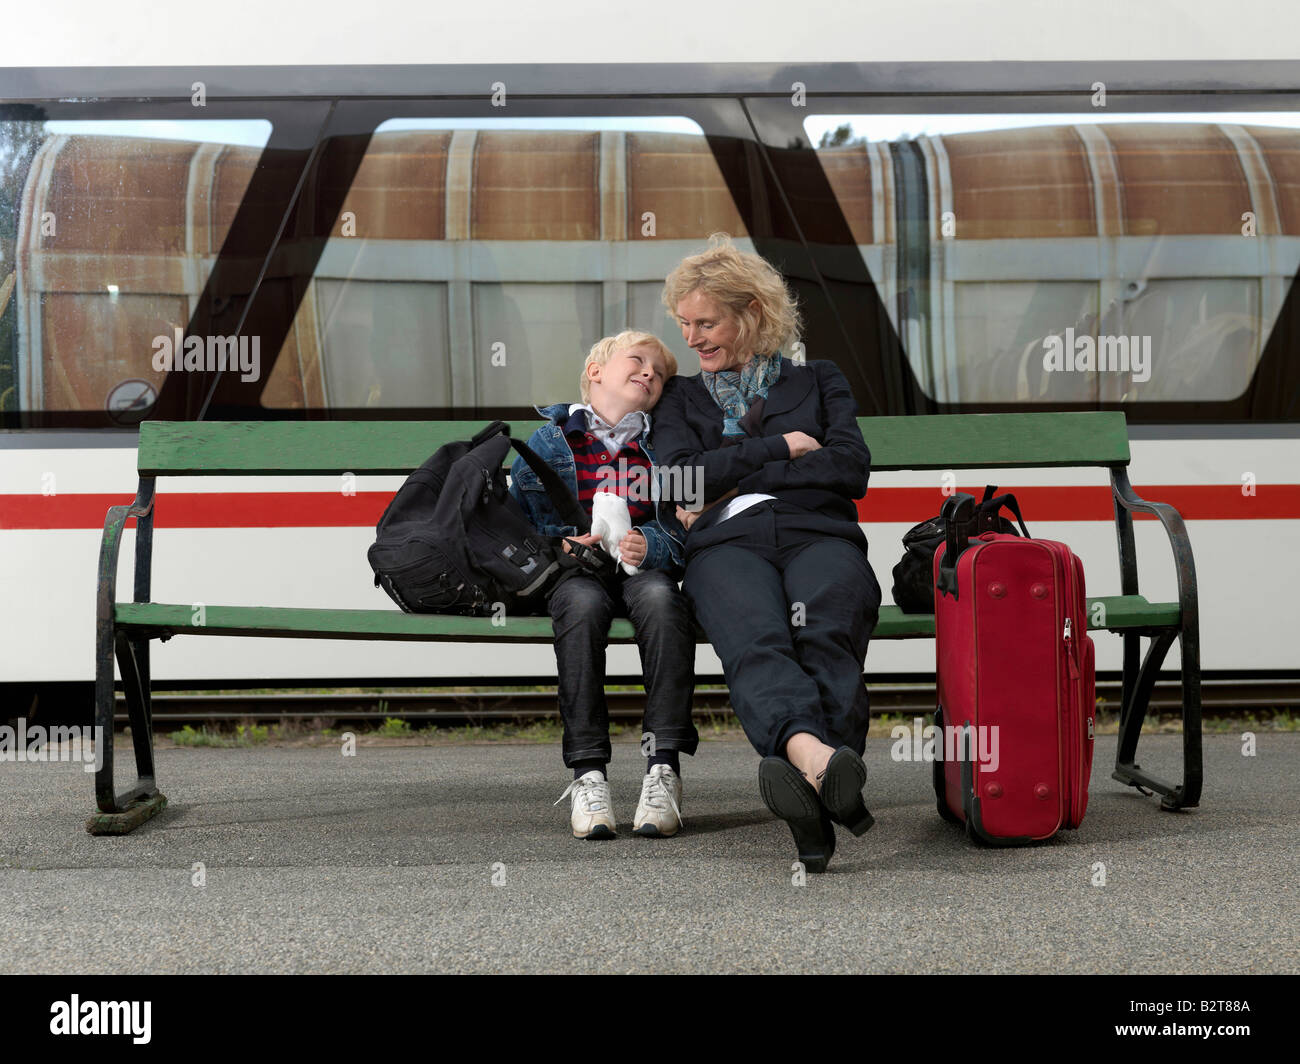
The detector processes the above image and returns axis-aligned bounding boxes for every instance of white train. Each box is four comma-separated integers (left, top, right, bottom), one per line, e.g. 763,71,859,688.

3,7,1299,702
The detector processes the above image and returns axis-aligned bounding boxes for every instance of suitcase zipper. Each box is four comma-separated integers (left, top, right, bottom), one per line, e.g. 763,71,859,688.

1064,598,1076,824
968,547,981,819
1062,559,1084,822
1051,548,1074,831
1074,556,1091,824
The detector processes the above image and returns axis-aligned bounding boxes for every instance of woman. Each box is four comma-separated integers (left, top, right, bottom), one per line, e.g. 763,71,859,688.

651,234,882,873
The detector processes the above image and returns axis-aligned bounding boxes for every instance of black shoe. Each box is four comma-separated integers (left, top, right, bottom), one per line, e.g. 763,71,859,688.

817,747,875,837
758,757,836,873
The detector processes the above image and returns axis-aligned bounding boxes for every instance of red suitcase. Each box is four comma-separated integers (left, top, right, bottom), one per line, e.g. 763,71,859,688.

932,495,1096,844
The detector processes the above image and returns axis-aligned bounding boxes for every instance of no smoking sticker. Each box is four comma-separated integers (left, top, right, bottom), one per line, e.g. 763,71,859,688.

105,379,157,424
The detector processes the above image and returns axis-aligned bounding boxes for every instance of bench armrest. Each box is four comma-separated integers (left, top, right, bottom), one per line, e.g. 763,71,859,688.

96,480,156,618
1110,467,1199,636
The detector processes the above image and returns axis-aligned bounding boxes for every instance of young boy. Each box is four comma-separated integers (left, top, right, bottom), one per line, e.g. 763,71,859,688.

509,331,696,839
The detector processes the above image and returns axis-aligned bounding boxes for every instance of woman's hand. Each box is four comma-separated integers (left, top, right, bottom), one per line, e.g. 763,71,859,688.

675,486,736,533
783,431,822,458
618,530,647,567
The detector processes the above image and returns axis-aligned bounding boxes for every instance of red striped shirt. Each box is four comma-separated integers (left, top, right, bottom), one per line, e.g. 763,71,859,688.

566,430,655,526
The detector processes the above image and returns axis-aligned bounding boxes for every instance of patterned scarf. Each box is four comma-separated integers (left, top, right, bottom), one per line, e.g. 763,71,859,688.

702,353,782,437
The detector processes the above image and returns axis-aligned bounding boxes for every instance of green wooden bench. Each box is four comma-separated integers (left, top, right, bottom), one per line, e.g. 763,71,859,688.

91,411,1200,833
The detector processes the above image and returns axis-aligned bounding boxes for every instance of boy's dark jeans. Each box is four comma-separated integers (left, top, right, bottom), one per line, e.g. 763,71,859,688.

548,568,698,768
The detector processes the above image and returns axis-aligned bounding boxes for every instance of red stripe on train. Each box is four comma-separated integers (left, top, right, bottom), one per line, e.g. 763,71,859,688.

2,484,1297,530
858,485,1299,522
0,491,395,530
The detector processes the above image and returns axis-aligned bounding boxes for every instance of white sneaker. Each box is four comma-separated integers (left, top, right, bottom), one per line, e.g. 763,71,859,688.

554,770,617,839
633,764,684,837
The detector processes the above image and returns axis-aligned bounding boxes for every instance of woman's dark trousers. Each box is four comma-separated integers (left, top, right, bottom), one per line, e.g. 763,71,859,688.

683,501,881,759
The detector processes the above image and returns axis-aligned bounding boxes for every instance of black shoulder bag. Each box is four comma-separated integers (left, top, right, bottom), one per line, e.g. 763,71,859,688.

891,485,1030,613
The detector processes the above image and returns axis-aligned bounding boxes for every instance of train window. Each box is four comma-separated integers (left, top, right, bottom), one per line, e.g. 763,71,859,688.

952,281,1100,403
469,281,602,407
0,119,272,414
315,279,451,407
263,116,752,411
802,111,1300,405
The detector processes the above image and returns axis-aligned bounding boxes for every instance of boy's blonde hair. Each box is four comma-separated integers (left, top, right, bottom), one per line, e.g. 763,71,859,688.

661,232,801,362
580,330,678,402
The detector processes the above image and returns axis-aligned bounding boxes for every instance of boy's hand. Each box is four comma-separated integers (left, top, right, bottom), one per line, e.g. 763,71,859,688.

562,532,602,554
618,530,647,567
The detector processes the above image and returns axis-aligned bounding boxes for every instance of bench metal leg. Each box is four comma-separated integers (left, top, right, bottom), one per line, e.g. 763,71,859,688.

1111,629,1201,811
124,634,157,784
1173,627,1204,809
1119,630,1139,739
88,629,166,835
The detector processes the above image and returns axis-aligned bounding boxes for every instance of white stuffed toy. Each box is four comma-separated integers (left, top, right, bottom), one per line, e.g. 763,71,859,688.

590,491,640,576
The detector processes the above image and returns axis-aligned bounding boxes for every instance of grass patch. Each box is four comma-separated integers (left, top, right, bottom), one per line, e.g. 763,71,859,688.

169,722,270,747
235,723,269,745
169,724,229,748
1204,709,1298,733
424,719,568,744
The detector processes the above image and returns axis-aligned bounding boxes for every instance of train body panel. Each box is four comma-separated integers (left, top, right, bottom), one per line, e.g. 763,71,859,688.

4,435,1297,682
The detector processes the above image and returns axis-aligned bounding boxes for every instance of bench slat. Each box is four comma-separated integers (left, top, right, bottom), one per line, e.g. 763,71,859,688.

116,597,1178,642
865,411,1129,470
137,421,550,476
136,411,1130,476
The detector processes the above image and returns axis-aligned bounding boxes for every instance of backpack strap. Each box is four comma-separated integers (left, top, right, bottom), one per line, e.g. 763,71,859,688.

977,484,1031,538
471,421,591,533
508,434,592,533
472,420,511,447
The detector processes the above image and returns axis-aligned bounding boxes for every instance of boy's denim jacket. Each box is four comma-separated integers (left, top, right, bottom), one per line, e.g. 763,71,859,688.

507,403,686,578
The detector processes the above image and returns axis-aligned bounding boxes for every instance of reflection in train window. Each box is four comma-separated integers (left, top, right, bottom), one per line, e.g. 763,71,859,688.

316,279,451,407
269,117,746,410
0,119,272,413
803,112,1300,404
471,281,602,407
1108,278,1259,402
952,281,1100,403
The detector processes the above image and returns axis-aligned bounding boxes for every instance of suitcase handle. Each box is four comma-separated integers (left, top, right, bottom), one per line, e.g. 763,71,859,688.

936,493,977,599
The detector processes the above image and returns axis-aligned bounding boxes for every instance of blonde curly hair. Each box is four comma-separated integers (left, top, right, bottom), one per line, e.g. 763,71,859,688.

661,233,801,362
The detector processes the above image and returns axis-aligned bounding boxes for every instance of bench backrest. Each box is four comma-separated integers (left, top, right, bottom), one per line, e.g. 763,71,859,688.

136,411,1129,476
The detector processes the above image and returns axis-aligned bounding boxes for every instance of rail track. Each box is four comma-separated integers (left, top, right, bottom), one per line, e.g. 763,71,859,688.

104,680,1299,729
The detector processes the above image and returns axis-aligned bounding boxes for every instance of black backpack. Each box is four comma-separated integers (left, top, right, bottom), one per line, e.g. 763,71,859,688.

367,421,600,615
890,485,1030,613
